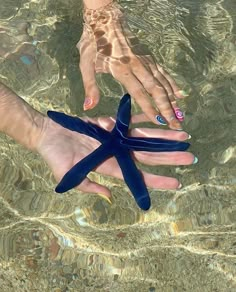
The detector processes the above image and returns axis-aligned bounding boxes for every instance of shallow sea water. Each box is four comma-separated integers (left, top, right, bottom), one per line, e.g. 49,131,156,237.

0,0,236,291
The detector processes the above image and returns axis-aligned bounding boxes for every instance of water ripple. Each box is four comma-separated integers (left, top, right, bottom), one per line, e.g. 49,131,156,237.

0,0,236,290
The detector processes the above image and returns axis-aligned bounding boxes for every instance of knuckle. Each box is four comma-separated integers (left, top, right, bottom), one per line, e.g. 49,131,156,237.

113,65,131,78
144,75,156,85
158,66,165,74
131,87,146,97
154,86,167,97
130,56,142,68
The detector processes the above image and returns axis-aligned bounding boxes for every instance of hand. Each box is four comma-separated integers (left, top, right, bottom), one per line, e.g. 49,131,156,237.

78,3,186,130
37,115,195,201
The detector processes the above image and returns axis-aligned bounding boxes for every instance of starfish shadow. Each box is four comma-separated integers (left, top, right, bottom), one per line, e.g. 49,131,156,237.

47,94,190,211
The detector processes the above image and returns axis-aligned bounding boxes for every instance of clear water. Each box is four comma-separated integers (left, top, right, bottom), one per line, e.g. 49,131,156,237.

0,0,236,291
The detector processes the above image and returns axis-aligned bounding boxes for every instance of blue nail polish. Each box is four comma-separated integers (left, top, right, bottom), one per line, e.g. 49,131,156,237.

20,55,33,65
32,40,38,46
156,115,167,125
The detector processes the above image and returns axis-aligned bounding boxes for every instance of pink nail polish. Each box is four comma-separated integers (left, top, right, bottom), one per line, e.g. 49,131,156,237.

174,108,184,122
83,97,93,110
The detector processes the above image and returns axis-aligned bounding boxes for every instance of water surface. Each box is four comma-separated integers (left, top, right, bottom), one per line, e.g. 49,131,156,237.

0,0,236,291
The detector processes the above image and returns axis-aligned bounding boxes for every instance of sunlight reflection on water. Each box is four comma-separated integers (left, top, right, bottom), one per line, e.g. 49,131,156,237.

0,0,236,291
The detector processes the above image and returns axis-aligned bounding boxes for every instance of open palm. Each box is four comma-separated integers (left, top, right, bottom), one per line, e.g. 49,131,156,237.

37,115,194,200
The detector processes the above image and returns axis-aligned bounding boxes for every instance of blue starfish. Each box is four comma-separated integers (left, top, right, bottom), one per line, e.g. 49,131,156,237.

47,94,190,211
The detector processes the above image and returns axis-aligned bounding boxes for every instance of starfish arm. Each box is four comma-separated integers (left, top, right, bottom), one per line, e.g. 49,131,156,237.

47,111,109,142
114,93,131,137
121,137,190,152
87,123,111,141
115,149,151,211
56,144,110,193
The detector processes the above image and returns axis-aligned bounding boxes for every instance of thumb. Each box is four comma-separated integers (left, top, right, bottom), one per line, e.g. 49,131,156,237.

78,177,112,204
78,39,100,111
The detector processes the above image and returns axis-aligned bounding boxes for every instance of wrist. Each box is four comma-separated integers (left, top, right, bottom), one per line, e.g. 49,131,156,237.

83,1,124,30
26,113,48,151
0,83,46,151
83,0,113,10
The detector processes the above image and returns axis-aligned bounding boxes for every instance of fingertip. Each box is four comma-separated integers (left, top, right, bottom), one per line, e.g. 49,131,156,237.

97,193,112,204
156,115,168,126
177,183,182,189
169,118,183,131
83,97,95,110
78,179,111,201
91,183,112,203
172,179,181,189
82,77,100,110
174,131,191,141
175,90,189,99
192,156,198,164
174,108,185,122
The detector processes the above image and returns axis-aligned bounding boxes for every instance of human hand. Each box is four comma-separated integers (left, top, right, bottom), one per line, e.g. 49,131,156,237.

37,115,195,202
78,3,186,130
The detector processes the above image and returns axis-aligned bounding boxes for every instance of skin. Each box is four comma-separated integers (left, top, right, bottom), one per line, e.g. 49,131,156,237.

0,82,195,200
80,0,186,130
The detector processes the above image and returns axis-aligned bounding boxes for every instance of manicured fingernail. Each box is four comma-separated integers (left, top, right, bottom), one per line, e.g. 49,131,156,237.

177,183,182,189
179,90,189,97
156,115,167,125
32,40,38,46
20,55,33,65
193,156,198,164
187,134,192,140
171,119,183,131
98,194,112,204
174,108,184,122
83,97,93,110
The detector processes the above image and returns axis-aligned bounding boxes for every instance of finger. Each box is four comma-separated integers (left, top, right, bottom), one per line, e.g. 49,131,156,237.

138,56,185,122
95,115,190,139
148,63,184,121
142,172,181,189
131,113,184,127
134,151,195,166
148,62,175,99
77,176,112,202
78,36,100,111
116,71,163,125
97,159,182,189
130,59,182,130
95,116,116,132
155,64,187,99
131,100,184,124
130,113,151,124
130,126,191,141
96,151,195,189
